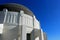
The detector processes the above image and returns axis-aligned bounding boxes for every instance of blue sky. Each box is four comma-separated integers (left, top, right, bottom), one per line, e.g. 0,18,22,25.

0,0,60,40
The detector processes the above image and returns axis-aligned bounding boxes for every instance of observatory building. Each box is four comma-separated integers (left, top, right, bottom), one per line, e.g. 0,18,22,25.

0,3,47,40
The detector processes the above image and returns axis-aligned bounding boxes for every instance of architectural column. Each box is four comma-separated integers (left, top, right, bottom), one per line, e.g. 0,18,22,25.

21,26,26,40
7,14,10,23
34,29,41,40
39,29,42,40
3,9,8,23
13,15,16,23
30,14,35,40
35,29,42,40
10,14,13,23
43,32,47,40
20,10,26,40
31,30,35,40
41,29,44,40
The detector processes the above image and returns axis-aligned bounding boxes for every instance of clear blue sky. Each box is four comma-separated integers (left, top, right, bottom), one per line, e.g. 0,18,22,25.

0,0,60,40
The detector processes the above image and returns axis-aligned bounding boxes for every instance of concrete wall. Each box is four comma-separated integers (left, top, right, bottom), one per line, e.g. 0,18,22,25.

2,9,19,40
0,9,45,40
0,24,3,34
34,16,40,29
2,25,18,40
19,11,33,33
43,32,47,40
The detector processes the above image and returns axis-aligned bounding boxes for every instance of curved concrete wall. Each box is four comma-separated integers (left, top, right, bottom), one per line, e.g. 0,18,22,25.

34,16,40,29
0,3,43,40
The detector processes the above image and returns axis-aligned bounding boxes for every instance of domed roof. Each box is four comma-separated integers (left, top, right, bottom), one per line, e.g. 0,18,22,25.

0,3,33,16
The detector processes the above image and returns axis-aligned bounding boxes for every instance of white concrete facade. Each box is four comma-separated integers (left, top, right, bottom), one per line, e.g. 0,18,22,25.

0,3,47,40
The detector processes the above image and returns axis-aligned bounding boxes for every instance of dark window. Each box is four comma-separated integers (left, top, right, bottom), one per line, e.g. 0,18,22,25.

27,33,31,40
0,12,5,23
0,34,2,40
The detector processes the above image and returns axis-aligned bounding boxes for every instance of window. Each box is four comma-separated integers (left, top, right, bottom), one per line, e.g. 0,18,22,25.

27,33,31,40
0,12,5,23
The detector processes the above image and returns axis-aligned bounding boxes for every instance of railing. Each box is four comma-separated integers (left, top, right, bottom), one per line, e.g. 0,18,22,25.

20,13,33,28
